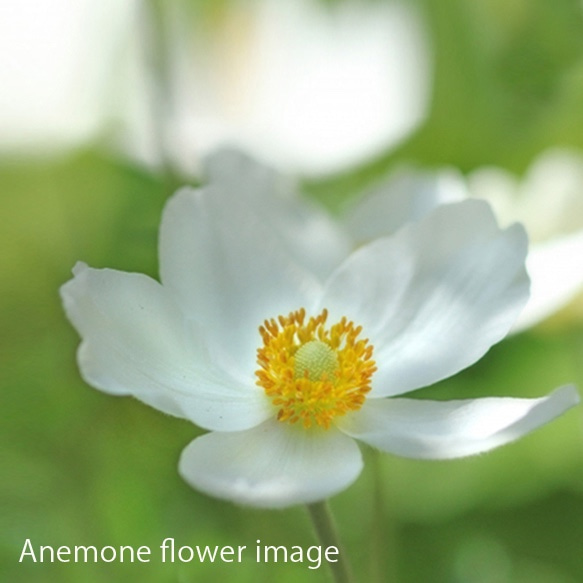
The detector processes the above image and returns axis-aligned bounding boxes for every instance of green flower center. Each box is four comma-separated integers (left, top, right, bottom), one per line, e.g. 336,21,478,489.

293,340,339,380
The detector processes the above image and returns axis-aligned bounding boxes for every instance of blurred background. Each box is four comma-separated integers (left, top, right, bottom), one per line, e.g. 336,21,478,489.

2,0,583,581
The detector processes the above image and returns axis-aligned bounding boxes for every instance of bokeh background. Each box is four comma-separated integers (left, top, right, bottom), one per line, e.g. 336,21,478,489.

2,0,583,582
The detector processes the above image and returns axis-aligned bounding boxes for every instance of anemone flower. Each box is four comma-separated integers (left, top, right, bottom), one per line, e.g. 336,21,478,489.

60,155,578,508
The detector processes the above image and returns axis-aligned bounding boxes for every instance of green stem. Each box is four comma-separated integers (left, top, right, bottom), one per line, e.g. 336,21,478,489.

306,501,354,583
370,452,385,583
140,0,183,191
370,451,398,583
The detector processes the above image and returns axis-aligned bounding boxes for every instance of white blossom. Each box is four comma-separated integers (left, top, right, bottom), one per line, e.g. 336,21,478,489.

61,152,579,508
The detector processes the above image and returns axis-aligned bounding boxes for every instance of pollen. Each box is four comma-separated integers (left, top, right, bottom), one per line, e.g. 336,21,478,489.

255,308,377,430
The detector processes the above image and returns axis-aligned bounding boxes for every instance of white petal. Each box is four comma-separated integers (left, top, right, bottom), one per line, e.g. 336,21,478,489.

320,200,530,397
60,263,271,431
159,186,323,373
468,148,583,241
337,385,579,459
466,166,521,228
179,420,363,508
515,148,583,241
203,149,351,279
344,165,466,244
514,231,583,332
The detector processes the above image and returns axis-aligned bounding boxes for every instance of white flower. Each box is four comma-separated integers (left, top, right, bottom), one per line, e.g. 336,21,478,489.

60,158,579,508
121,0,430,177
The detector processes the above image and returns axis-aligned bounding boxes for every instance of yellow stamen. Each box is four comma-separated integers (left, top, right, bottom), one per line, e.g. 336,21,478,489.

255,308,376,430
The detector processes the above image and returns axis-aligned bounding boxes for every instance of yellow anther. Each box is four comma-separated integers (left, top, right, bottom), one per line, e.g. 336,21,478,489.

255,308,376,430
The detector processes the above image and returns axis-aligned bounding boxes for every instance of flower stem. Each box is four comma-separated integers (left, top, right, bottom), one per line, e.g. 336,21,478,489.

306,501,354,583
140,0,183,190
370,450,398,583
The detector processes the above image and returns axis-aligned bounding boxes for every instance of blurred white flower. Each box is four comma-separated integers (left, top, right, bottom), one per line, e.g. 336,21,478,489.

0,0,430,176
121,0,431,176
61,151,578,508
468,149,583,330
0,0,134,157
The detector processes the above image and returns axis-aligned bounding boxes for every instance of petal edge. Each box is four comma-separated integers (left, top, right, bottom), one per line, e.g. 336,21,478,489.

179,420,363,508
337,385,580,459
